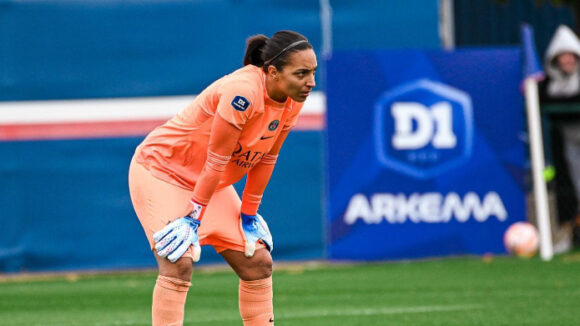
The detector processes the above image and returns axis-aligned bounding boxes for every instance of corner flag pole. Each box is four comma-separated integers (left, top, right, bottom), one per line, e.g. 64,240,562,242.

319,0,333,60
521,24,553,261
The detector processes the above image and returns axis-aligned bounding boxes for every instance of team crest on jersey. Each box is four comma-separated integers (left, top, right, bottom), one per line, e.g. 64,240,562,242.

231,96,250,111
268,120,279,131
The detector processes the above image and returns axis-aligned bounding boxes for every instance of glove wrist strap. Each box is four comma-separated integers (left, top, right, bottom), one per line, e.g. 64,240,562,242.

240,212,256,219
189,199,206,220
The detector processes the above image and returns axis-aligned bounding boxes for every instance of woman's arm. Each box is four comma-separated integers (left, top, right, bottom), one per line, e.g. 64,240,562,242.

241,129,291,215
191,115,242,212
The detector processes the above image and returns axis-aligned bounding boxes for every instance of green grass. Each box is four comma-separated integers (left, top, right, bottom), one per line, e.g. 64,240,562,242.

1,252,580,325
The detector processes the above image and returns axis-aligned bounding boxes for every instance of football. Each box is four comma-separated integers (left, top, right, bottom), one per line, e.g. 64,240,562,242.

504,222,539,258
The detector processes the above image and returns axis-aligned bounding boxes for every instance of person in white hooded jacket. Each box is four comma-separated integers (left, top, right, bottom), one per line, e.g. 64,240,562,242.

539,24,580,249
540,25,580,102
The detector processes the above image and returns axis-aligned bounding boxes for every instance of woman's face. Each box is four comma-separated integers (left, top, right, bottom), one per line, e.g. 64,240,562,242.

273,49,317,102
556,52,578,75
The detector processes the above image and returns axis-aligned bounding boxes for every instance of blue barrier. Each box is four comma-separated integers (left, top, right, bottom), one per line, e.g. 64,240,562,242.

0,0,440,272
0,131,324,272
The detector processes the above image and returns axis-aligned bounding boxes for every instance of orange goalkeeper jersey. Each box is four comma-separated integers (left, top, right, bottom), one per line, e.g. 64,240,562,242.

135,64,303,191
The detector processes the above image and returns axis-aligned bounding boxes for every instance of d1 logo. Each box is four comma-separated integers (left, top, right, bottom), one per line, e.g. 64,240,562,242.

374,79,473,179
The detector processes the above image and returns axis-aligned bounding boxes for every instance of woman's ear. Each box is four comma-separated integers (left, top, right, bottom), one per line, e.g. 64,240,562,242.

267,65,279,80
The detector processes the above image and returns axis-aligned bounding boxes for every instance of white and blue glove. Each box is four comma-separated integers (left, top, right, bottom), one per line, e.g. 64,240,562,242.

240,213,273,258
153,215,201,263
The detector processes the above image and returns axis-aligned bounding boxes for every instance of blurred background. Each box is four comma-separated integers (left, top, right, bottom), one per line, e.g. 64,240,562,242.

0,0,578,273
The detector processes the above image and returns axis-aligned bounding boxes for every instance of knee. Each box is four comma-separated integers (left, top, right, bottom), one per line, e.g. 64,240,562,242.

157,256,194,282
174,259,194,281
239,255,273,281
257,256,273,279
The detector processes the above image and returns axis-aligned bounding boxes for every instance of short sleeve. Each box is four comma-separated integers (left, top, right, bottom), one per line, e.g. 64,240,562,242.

282,101,304,131
216,82,256,130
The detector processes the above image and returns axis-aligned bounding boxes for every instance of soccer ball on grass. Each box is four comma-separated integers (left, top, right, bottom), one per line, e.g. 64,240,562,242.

503,222,539,258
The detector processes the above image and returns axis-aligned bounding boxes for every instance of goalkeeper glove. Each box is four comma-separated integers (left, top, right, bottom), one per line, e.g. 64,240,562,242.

153,201,204,263
240,213,273,258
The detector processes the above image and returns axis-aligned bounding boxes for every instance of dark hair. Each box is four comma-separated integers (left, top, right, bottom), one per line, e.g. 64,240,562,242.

243,30,313,72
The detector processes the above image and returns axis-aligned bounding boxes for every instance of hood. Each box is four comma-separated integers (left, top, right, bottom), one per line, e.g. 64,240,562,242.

544,25,580,78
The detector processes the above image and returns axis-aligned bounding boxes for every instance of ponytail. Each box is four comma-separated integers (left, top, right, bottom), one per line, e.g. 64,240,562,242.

243,31,312,71
243,35,268,67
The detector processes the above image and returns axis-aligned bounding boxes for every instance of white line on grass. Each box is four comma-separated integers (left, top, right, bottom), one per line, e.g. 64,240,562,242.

281,304,482,319
35,304,480,326
187,304,482,324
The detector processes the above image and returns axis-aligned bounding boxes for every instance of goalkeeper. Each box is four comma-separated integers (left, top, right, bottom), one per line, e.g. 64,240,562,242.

128,30,316,326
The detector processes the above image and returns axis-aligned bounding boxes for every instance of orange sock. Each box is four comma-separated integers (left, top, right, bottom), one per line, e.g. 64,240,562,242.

239,276,274,325
152,275,192,326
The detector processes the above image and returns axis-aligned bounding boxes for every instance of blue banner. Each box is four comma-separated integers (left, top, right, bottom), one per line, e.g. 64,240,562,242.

326,49,526,260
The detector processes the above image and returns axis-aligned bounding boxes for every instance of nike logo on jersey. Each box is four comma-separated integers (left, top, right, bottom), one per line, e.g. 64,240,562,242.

260,135,274,140
269,317,274,323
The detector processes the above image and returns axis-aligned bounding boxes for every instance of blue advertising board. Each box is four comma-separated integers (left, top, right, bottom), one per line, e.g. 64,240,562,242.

326,49,526,260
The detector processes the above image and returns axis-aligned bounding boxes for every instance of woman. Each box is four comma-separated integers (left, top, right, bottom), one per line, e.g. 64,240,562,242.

128,30,317,326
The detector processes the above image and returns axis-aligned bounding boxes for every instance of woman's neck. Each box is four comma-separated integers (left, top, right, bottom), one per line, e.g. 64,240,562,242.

265,75,288,103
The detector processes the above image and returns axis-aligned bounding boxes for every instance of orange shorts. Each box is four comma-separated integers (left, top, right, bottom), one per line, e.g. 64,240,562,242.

128,158,264,259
